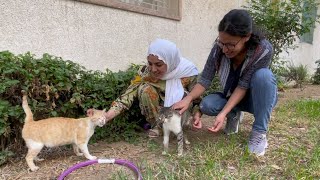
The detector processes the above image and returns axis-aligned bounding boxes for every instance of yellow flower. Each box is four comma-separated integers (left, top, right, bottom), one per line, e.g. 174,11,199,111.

131,75,142,85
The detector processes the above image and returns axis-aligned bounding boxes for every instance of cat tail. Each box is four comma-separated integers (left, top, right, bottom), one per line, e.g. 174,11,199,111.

21,90,34,123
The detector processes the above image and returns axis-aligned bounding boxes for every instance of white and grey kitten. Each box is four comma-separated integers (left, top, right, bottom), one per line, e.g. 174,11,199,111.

157,107,191,156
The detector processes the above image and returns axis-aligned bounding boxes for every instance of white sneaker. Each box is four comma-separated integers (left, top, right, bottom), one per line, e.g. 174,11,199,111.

248,130,268,156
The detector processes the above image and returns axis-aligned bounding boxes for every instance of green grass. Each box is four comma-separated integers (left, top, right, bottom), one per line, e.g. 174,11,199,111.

271,99,320,178
110,98,320,179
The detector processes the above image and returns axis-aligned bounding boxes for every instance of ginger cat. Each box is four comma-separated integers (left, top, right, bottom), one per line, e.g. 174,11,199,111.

21,91,106,171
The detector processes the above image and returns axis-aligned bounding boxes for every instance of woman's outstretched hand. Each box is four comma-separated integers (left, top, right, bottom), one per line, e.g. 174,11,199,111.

103,109,117,122
207,113,226,133
193,111,202,129
172,95,193,115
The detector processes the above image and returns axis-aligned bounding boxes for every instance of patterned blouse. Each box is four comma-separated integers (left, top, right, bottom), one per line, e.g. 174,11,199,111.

110,65,199,117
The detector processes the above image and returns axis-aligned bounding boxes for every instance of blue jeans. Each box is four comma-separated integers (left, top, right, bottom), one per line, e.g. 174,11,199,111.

200,68,278,133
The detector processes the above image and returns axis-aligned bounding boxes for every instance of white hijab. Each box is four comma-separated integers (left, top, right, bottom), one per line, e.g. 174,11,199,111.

147,39,199,107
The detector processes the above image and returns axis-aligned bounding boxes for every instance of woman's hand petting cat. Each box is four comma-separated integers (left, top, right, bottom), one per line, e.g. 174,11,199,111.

103,109,117,122
207,113,226,133
86,109,116,123
172,95,193,114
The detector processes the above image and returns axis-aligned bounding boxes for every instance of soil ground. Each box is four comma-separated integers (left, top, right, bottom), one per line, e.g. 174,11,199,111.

0,85,319,180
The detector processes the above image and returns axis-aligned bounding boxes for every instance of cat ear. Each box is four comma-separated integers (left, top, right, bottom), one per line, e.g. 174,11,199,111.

86,109,94,117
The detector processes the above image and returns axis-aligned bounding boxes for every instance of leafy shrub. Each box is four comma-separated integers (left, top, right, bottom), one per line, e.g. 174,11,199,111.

0,51,143,165
244,0,320,72
280,62,309,89
203,75,221,96
312,60,320,84
274,74,286,92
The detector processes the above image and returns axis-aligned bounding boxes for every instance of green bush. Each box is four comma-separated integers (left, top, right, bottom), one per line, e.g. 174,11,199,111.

312,60,320,84
0,51,143,165
280,62,309,88
244,0,320,73
203,75,221,96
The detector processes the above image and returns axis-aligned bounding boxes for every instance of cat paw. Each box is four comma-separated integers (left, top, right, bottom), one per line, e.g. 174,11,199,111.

177,153,183,157
185,140,190,145
30,166,39,172
34,157,44,161
88,156,97,160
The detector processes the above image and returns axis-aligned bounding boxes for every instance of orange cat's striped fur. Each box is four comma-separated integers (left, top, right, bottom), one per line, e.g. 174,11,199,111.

21,91,106,171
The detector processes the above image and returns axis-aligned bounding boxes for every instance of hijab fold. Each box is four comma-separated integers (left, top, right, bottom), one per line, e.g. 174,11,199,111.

148,39,198,107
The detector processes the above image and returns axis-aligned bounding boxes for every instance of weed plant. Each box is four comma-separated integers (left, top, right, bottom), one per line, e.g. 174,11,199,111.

313,60,320,84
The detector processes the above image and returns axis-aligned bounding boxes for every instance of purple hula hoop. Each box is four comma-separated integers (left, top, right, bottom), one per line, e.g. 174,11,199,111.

57,159,143,180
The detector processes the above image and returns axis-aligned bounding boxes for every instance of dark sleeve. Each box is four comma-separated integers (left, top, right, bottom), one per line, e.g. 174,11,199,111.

238,40,273,89
198,44,219,89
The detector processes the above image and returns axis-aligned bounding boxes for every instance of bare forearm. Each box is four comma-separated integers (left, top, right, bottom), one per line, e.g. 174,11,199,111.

220,87,247,116
104,108,122,122
186,83,206,101
173,83,206,114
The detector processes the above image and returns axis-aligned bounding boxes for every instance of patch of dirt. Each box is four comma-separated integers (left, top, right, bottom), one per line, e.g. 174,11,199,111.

0,85,319,180
0,140,161,180
277,84,320,103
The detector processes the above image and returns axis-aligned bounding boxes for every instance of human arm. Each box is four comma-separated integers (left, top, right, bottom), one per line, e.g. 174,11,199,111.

173,83,206,115
103,65,159,122
86,108,118,123
102,80,140,122
208,87,247,132
208,40,273,132
173,45,220,114
99,69,146,122
185,76,205,129
103,108,118,122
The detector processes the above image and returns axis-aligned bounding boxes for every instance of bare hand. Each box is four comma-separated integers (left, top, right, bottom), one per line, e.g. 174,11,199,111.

193,111,202,129
103,109,117,122
172,95,192,114
207,113,226,133
86,109,94,117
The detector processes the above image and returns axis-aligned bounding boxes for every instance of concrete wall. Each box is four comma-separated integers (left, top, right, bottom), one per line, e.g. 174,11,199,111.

2,0,317,75
280,4,320,74
0,0,244,72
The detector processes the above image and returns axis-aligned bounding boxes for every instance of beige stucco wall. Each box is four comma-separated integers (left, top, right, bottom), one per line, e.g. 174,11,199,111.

0,0,244,72
280,6,320,74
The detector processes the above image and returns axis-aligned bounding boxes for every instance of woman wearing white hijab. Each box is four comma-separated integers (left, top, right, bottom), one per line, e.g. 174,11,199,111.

102,39,200,137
